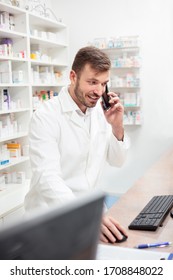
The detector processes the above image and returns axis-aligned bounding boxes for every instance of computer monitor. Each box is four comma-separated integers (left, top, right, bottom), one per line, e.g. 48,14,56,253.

0,191,104,260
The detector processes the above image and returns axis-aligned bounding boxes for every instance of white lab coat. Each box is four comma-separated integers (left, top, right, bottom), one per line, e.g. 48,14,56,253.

24,87,130,211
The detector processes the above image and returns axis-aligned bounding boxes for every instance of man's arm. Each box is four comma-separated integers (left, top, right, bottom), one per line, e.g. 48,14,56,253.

25,108,75,211
101,91,130,166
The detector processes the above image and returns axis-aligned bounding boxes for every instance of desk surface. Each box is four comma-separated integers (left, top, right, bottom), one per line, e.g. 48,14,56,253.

107,148,173,253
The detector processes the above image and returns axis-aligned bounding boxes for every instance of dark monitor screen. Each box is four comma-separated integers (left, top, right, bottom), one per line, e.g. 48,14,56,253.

0,191,104,260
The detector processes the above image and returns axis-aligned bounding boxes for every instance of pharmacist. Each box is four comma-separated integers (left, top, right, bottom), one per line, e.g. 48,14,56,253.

24,46,130,243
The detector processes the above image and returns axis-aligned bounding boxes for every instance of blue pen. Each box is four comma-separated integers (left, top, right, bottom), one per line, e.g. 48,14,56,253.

135,241,172,249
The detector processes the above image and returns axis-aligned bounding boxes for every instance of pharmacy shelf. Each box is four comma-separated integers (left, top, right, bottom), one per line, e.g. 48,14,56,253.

100,36,142,126
0,179,30,217
111,87,140,89
30,59,67,67
124,105,140,109
0,156,29,171
28,12,66,29
124,123,141,126
0,108,30,114
0,83,30,87
0,132,28,142
30,36,67,48
0,28,27,38
0,2,68,220
32,83,65,87
0,56,28,62
0,2,25,14
103,46,140,52
112,66,140,70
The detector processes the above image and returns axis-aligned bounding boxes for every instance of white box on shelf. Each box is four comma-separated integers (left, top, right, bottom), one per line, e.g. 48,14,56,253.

16,171,26,184
1,72,10,83
12,70,24,83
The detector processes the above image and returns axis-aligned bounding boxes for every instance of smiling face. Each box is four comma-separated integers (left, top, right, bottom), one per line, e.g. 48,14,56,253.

69,64,110,113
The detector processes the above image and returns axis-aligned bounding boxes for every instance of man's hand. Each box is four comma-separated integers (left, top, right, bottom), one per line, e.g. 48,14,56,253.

100,215,128,243
101,92,124,141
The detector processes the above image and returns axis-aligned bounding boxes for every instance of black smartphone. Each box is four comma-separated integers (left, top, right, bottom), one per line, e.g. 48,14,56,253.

102,84,111,110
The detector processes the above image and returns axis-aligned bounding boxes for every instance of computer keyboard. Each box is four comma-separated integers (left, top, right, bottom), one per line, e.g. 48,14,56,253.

128,195,173,231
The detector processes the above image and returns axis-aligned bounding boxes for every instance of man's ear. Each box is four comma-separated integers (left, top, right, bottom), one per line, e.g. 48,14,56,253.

69,70,77,85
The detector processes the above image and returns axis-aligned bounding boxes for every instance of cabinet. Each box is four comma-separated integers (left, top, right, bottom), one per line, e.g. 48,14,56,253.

92,36,142,126
0,2,68,221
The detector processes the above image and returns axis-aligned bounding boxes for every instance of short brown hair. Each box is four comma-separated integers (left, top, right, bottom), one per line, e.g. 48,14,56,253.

72,46,111,76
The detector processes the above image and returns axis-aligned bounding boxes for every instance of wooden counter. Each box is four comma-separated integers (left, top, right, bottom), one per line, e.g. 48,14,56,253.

107,148,173,253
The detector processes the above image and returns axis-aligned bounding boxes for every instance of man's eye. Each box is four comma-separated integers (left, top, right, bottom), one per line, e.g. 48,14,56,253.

88,81,96,85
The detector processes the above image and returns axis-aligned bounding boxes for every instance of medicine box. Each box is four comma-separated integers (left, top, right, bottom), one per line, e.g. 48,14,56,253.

12,70,23,83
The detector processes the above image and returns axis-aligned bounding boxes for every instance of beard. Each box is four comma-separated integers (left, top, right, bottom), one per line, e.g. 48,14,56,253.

74,81,98,108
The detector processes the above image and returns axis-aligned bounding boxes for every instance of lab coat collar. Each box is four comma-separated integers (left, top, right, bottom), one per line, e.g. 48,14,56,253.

58,86,94,115
58,86,76,113
58,87,97,133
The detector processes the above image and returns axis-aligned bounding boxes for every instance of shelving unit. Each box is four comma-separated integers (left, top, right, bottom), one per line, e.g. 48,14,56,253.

92,36,142,126
29,12,68,110
0,2,68,222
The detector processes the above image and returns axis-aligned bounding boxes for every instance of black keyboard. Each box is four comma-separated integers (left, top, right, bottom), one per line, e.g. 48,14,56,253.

128,195,173,231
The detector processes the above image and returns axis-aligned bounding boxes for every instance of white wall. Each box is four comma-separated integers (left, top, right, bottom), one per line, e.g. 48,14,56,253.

51,0,173,194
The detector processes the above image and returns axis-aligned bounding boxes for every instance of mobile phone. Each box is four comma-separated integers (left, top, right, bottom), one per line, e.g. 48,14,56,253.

102,84,111,110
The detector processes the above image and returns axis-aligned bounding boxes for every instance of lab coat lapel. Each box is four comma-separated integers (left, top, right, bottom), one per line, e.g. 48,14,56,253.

85,108,101,187
70,111,86,131
59,88,87,131
90,108,99,139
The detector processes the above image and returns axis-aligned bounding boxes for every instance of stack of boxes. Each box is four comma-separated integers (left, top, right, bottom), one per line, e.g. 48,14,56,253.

0,11,15,31
0,141,26,190
6,142,21,159
0,61,11,84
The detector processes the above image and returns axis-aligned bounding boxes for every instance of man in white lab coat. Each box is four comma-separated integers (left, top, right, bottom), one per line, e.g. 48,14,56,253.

25,46,130,243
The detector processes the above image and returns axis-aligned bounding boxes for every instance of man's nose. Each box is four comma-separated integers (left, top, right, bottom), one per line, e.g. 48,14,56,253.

94,84,104,96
